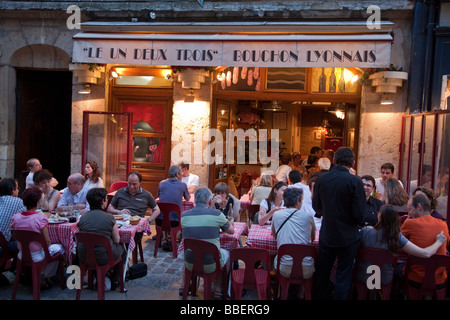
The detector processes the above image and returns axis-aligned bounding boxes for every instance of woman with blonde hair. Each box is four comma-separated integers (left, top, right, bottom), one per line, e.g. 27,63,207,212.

250,174,273,205
384,178,409,212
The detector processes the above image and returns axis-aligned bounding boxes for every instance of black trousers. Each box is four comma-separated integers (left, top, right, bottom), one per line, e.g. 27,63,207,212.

313,239,360,300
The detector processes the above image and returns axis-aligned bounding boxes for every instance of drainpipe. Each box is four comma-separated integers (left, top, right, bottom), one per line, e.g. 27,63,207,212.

408,0,437,113
421,0,437,111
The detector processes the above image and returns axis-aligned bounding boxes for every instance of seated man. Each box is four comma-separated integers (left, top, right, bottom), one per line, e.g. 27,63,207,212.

401,194,450,287
107,171,160,244
180,187,234,297
157,165,190,250
180,163,199,194
375,162,403,202
0,178,26,257
272,188,316,299
25,158,58,189
361,175,384,227
57,173,90,214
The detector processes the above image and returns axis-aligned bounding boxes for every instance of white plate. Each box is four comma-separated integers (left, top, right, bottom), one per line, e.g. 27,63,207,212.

48,217,69,224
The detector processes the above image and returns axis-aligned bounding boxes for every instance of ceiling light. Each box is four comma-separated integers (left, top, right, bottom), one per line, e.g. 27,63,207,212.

263,101,283,111
380,94,393,105
78,84,91,94
111,70,119,78
184,89,195,103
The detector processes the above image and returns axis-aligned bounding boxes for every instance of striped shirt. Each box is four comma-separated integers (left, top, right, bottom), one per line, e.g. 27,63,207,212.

181,203,230,269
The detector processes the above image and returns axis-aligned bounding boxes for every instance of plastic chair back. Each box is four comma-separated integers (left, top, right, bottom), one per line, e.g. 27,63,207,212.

353,248,398,300
154,202,182,258
108,181,128,193
404,254,450,300
230,247,271,300
11,229,64,300
75,232,124,300
248,204,260,225
275,243,317,300
182,238,228,300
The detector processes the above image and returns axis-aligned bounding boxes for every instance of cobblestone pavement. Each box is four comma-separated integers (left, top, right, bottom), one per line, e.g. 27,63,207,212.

0,224,257,301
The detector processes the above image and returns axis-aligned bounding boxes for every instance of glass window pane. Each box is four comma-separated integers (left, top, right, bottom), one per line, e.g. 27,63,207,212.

435,113,450,219
400,116,411,188
217,67,260,91
409,115,422,194
82,112,131,190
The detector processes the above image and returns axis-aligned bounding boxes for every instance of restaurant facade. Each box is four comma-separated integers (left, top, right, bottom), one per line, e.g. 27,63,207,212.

0,0,449,219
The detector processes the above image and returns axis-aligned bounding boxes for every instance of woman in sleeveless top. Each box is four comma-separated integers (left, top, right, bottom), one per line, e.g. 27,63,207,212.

33,169,60,212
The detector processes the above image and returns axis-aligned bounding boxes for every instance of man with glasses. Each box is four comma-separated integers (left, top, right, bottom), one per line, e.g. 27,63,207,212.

361,175,384,227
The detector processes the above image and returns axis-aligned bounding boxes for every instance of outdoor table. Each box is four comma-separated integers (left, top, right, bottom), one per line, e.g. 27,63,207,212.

48,217,148,281
48,221,79,264
177,221,249,255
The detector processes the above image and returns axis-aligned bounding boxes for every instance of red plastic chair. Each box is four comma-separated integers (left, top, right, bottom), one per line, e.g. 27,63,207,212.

11,230,65,300
182,238,229,300
399,215,408,226
353,248,398,300
230,247,271,300
0,231,15,271
108,181,128,193
247,204,260,225
404,254,450,300
154,202,181,258
75,232,125,300
274,244,317,300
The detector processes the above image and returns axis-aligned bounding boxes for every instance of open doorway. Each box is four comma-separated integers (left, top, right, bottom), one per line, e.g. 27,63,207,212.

15,69,72,193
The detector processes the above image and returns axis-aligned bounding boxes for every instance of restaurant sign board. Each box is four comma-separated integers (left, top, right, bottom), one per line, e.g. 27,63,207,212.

72,38,391,68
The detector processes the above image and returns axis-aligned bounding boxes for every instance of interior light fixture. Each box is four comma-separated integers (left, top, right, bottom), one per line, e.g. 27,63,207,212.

380,94,394,105
351,74,359,84
111,70,119,78
216,72,226,81
184,89,195,103
78,84,91,94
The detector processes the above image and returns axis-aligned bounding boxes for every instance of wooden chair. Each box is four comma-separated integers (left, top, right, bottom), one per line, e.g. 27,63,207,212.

353,247,398,300
11,230,65,300
154,202,181,258
182,238,229,300
75,232,125,300
274,244,317,300
230,247,271,300
404,254,450,300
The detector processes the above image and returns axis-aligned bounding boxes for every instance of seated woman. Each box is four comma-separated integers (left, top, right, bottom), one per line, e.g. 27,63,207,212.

413,186,445,220
33,169,60,212
258,181,288,226
384,178,409,212
290,152,307,176
84,161,104,190
249,174,273,205
212,182,240,221
77,188,126,290
356,204,446,287
10,186,65,289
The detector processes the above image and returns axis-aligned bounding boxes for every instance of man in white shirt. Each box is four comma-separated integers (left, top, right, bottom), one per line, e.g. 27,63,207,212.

25,158,58,189
375,162,403,202
180,163,199,194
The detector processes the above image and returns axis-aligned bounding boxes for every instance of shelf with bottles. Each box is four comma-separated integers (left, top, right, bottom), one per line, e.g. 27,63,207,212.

312,67,358,93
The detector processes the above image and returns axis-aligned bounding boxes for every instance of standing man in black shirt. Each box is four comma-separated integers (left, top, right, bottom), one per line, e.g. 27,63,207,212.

312,147,366,300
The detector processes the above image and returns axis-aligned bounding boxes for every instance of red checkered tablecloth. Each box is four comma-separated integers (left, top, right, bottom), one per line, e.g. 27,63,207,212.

177,222,249,254
48,222,79,263
47,217,149,263
246,224,320,255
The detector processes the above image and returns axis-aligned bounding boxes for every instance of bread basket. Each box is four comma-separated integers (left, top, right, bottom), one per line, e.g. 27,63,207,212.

129,216,140,225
